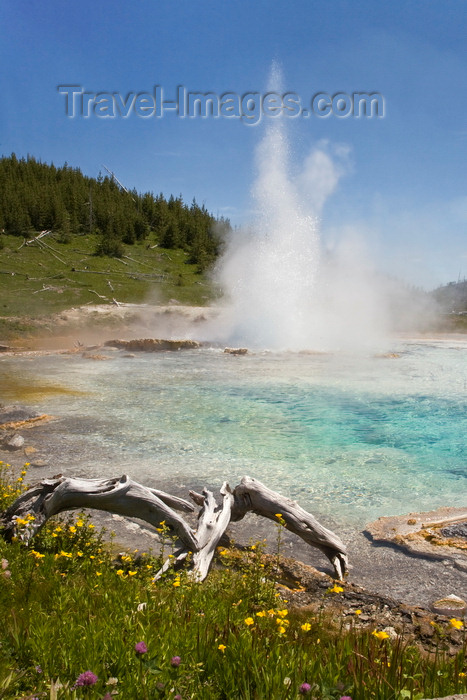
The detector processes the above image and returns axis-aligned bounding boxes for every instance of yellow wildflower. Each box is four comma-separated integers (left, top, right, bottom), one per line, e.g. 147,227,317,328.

76,551,83,557
450,618,464,630
244,617,254,626
329,584,344,593
96,572,102,576
116,569,125,576
278,626,286,634
372,630,390,640
275,513,283,519
128,570,138,576
76,520,84,527
30,550,45,559
60,551,72,558
173,579,181,587
277,609,288,617
69,526,77,534
458,672,466,678
88,523,95,529
301,622,312,632
256,611,266,617
218,644,227,653
355,609,362,616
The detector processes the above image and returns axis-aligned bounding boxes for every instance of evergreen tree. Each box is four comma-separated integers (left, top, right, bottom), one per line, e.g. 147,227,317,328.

0,154,231,268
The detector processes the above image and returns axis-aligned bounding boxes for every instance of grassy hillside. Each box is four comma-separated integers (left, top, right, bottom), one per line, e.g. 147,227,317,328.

0,232,216,340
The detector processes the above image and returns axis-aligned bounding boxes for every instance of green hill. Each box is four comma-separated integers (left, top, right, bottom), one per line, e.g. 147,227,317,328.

0,155,230,339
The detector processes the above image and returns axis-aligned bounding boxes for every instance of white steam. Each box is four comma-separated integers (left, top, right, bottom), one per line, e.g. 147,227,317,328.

209,69,436,352
215,120,322,349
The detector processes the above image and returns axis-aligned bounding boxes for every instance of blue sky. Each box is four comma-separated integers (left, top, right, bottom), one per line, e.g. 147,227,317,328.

1,0,466,289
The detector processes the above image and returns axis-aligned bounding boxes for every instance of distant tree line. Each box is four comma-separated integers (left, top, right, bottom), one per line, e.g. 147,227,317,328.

431,279,467,313
0,154,230,270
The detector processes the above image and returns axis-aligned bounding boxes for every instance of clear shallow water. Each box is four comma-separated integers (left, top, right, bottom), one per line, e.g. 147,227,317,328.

1,339,466,528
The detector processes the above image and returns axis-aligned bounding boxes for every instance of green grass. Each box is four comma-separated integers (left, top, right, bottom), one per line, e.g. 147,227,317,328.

0,233,216,339
0,463,466,699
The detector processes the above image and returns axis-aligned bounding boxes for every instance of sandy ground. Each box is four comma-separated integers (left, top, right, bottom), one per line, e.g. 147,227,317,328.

1,303,219,350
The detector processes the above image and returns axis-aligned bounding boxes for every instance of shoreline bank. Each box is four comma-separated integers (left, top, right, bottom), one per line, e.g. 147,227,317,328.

2,430,466,614
1,302,466,353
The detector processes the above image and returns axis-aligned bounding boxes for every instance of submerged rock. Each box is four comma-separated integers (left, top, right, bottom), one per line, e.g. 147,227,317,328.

224,347,248,355
431,594,466,617
104,338,201,352
366,507,467,574
2,433,25,451
0,404,53,430
0,405,42,425
30,459,48,468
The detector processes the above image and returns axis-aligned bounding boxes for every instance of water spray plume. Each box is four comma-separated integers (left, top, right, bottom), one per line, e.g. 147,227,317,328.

217,119,321,350
213,65,435,352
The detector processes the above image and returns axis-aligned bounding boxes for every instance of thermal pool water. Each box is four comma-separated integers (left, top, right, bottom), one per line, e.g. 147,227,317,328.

1,338,465,530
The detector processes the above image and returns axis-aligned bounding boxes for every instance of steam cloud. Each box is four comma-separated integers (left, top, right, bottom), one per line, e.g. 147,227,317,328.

208,67,437,352
211,114,381,349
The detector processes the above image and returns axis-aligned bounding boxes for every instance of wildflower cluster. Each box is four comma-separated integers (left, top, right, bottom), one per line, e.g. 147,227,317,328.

0,461,30,509
33,511,105,561
12,512,36,542
0,465,465,700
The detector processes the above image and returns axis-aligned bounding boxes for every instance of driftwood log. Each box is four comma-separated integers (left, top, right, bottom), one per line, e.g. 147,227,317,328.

0,474,348,581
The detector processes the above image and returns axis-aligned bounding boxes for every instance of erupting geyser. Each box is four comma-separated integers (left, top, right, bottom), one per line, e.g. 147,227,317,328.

213,65,395,353
217,118,321,350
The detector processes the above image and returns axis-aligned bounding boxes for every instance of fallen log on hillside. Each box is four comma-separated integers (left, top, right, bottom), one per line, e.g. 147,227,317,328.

0,475,348,581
